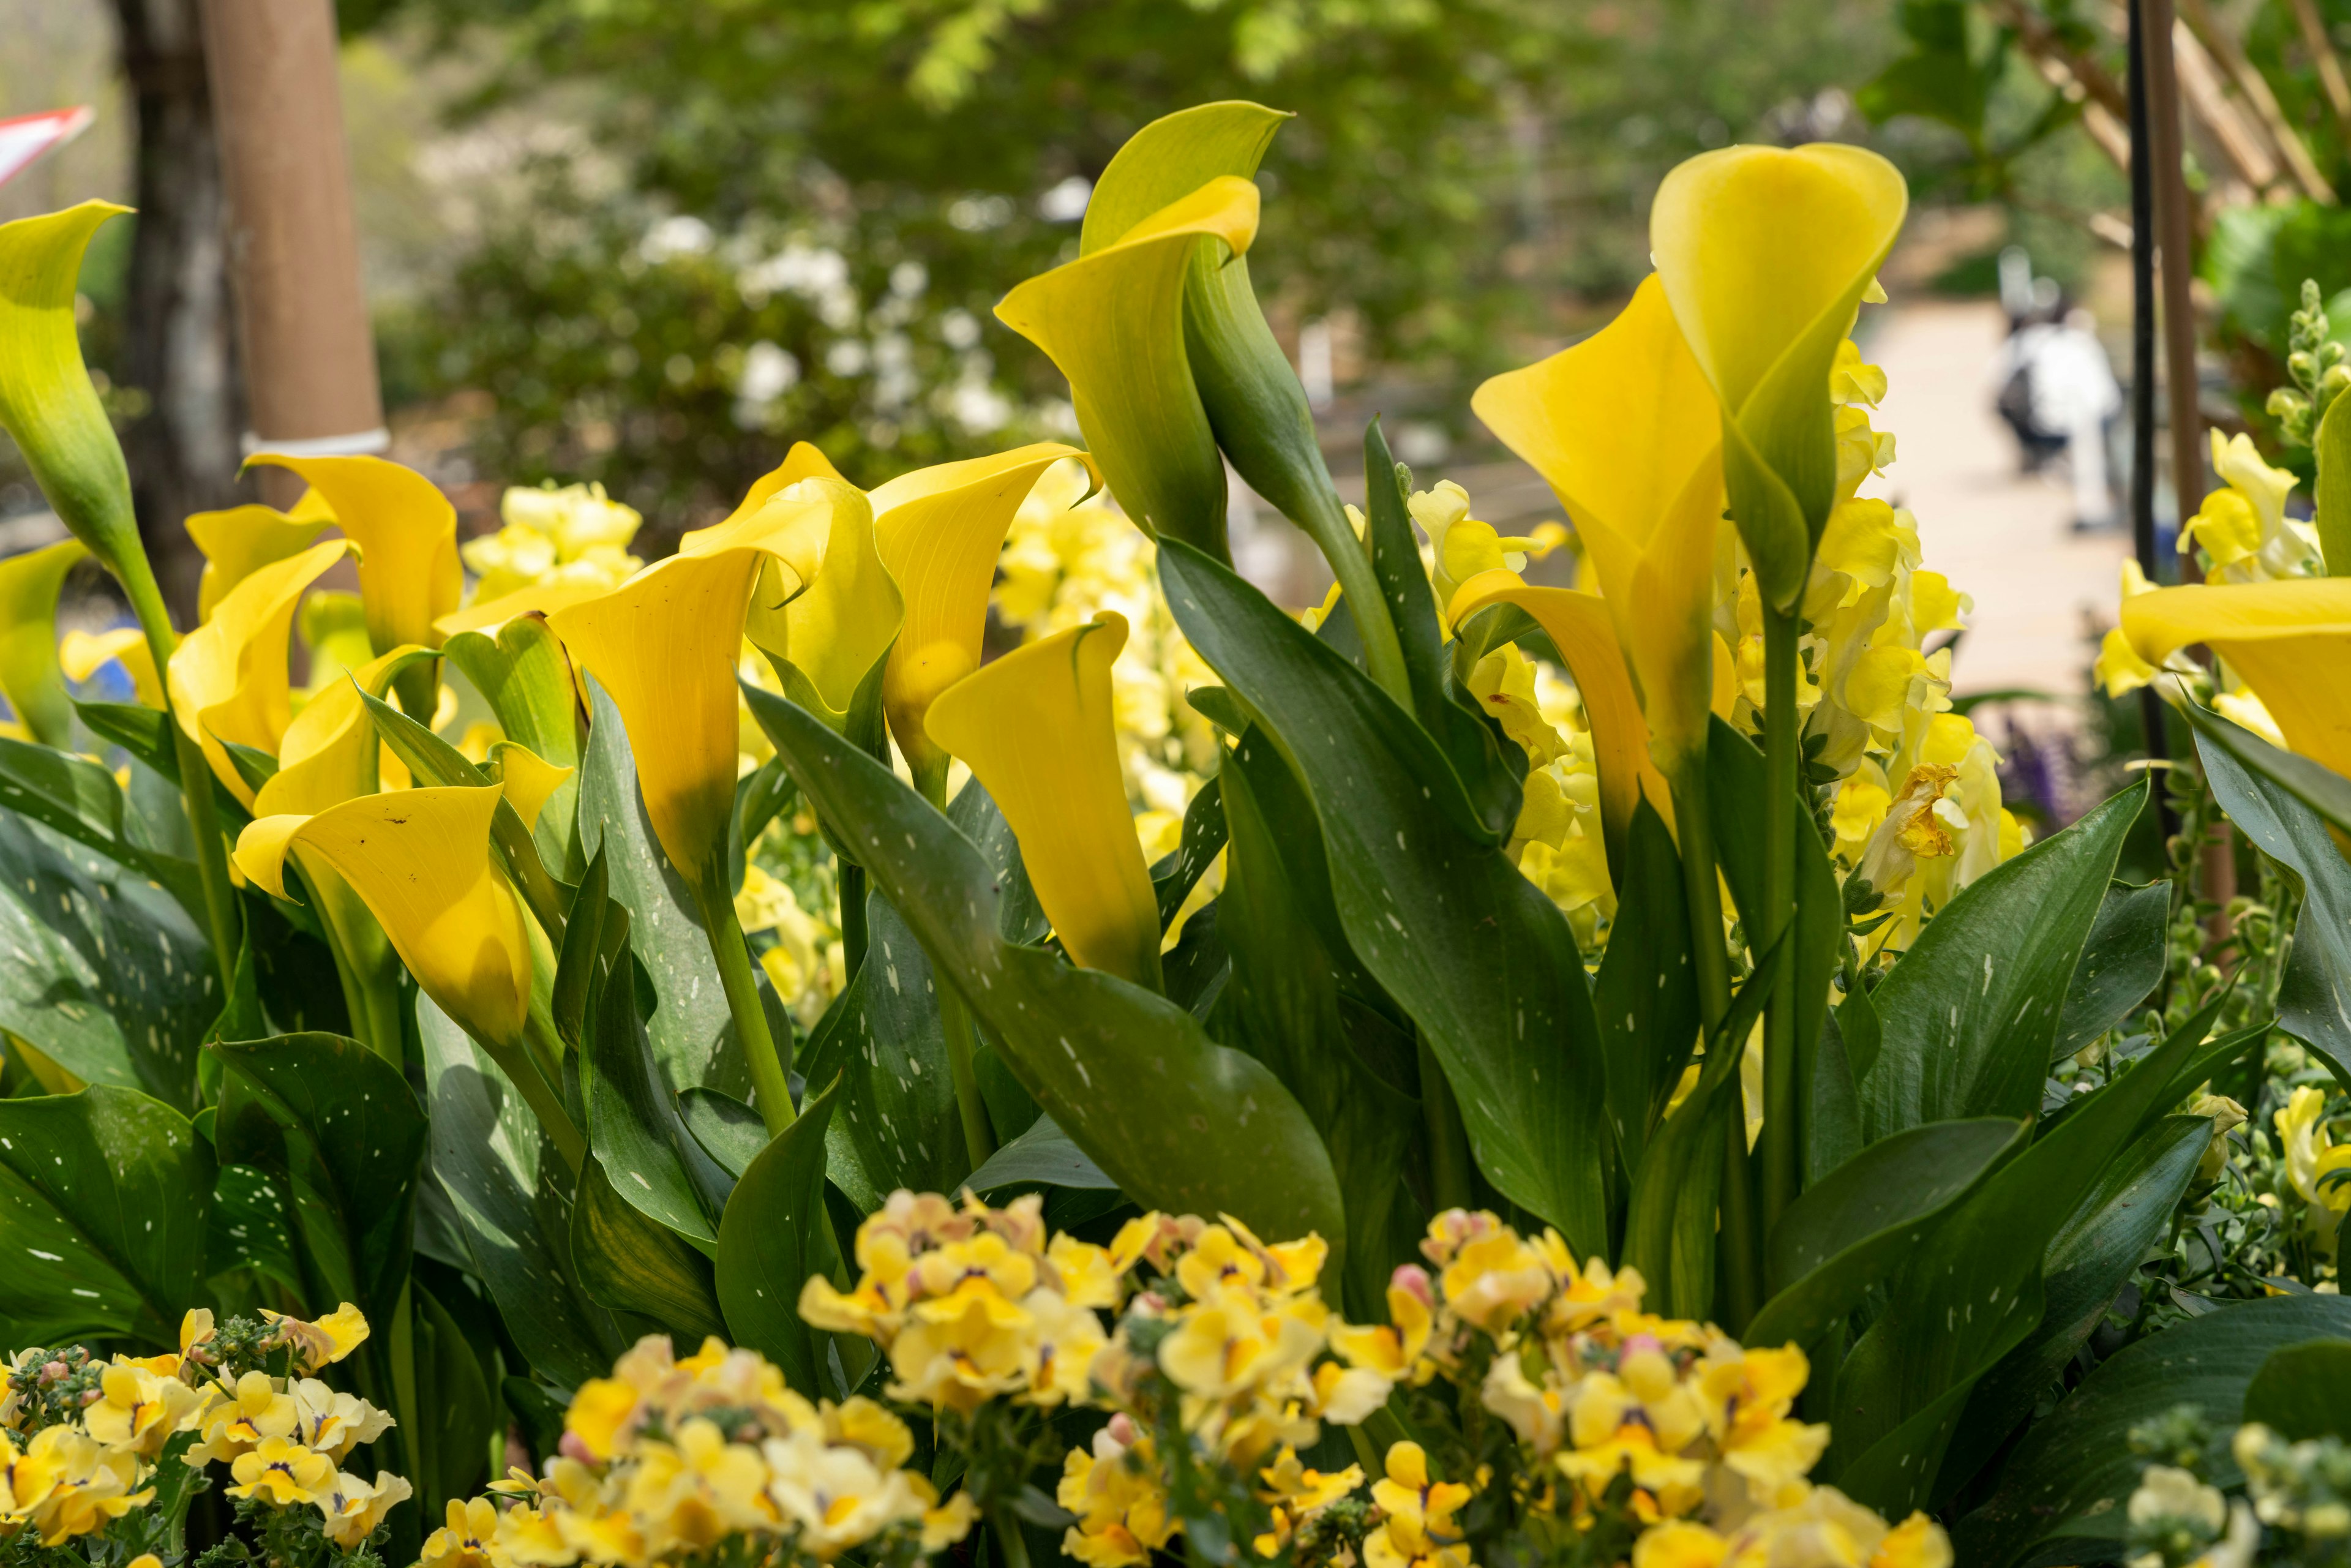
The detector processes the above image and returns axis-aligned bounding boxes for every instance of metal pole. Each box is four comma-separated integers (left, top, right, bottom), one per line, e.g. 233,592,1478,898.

199,0,385,511
2128,0,2177,841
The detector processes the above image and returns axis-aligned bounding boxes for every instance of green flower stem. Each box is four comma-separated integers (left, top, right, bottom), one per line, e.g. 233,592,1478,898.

1758,603,1803,1234
384,1280,423,1512
939,981,998,1169
481,1024,585,1177
695,874,797,1136
988,1501,1034,1568
1419,1032,1474,1212
839,861,869,981
1309,489,1412,708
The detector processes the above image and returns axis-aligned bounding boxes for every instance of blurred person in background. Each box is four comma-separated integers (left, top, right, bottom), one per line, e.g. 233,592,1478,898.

1993,246,2123,531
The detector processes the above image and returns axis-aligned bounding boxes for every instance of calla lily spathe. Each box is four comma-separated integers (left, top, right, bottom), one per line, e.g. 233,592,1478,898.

236,784,534,1051
2123,579,2351,778
244,454,462,664
924,612,1163,991
0,537,87,746
189,500,332,623
870,444,1095,795
59,627,160,708
996,178,1258,560
165,539,355,806
1472,277,1723,779
1651,144,1906,611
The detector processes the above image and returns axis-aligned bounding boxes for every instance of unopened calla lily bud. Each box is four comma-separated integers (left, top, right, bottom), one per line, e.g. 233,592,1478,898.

925,612,1163,991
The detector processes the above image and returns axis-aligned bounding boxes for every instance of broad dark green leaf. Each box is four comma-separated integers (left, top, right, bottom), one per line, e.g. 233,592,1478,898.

1592,800,1699,1174
206,1161,304,1297
571,1151,727,1341
1747,1117,2025,1352
1150,773,1228,930
947,779,1048,944
0,811,216,1107
412,1281,493,1519
966,1113,1117,1192
2052,880,2170,1064
1159,539,1607,1253
212,1033,427,1327
418,995,624,1389
443,613,583,876
1809,997,1867,1187
2199,722,2351,1084
1859,781,2143,1140
746,680,1345,1251
0,1086,214,1342
578,680,743,1096
1957,1295,2351,1567
0,733,204,917
678,1087,766,1182
716,1074,849,1395
1941,1114,2209,1491
2244,1338,2351,1441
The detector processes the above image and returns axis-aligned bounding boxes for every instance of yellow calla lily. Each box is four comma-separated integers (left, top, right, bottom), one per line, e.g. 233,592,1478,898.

546,547,762,892
1471,276,1723,778
489,741,574,832
165,539,354,806
188,504,331,623
1651,144,1907,610
0,537,88,745
871,444,1095,795
236,784,533,1051
244,453,461,667
2122,579,2351,777
680,473,876,675
59,627,160,709
1447,571,1674,879
707,439,849,533
924,612,1163,990
995,178,1258,558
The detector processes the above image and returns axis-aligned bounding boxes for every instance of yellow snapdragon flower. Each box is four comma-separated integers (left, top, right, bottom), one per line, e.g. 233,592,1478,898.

464,482,645,602
2276,1086,2351,1253
2180,429,2319,585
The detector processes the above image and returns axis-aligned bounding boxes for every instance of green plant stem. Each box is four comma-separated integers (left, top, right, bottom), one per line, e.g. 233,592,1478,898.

386,1281,422,1510
1419,1032,1474,1212
988,1501,1034,1568
1310,489,1412,708
839,861,868,980
939,981,997,1169
479,1026,585,1176
696,873,797,1135
1719,1112,1761,1335
1758,602,1802,1235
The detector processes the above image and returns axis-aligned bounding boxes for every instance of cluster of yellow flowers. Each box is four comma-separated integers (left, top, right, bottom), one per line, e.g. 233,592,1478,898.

2272,1084,2351,1258
0,1304,405,1556
425,1333,972,1568
461,482,647,602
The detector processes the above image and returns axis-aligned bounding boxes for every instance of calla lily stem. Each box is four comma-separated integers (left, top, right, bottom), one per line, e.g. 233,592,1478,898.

1758,604,1803,1236
696,876,798,1136
1418,1032,1474,1212
939,985,997,1168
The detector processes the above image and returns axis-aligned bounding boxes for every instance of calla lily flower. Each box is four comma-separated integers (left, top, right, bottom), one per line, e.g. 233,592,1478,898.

1472,277,1723,779
546,548,763,892
244,453,461,668
59,627,160,709
871,445,1095,795
166,539,354,806
0,537,88,745
996,178,1258,559
0,204,146,583
2123,579,2351,776
1449,571,1674,878
682,471,885,691
487,741,574,831
1651,144,1907,610
924,612,1163,991
188,500,332,623
236,784,533,1051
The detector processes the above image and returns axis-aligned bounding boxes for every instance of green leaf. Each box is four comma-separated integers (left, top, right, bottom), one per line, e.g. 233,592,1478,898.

442,613,583,873
966,1114,1117,1193
1592,800,1700,1174
1810,994,1868,1185
0,810,217,1108
1158,539,1608,1253
0,1085,214,1343
571,1150,727,1341
745,679,1345,1250
715,1073,849,1395
2198,721,2351,1084
1150,773,1227,930
1940,1114,2210,1490
579,680,744,1096
1746,1117,2025,1351
1956,1295,2351,1567
418,994,624,1389
0,733,202,916
1859,781,2143,1139
413,1280,493,1518
2052,880,2170,1064
2244,1338,2351,1441
678,1087,766,1182
2317,373,2351,576
207,1161,304,1298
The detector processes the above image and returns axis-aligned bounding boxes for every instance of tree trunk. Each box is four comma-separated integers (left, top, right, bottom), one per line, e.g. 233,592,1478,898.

112,0,242,625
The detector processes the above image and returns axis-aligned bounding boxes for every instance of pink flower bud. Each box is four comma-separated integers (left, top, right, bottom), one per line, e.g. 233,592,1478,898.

39,1361,67,1383
1106,1413,1138,1447
1390,1264,1434,1307
558,1431,596,1464
1621,1333,1662,1360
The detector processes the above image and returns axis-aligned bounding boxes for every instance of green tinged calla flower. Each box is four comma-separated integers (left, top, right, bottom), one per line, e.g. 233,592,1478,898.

996,178,1258,558
189,497,332,623
243,454,462,661
0,203,144,581
1472,277,1724,779
0,537,88,745
547,547,764,892
236,784,533,1049
2123,580,2351,776
924,612,1163,991
165,539,354,807
871,444,1094,795
1651,144,1907,611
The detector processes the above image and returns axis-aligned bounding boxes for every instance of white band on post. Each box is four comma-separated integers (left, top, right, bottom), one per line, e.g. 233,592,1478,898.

241,426,392,458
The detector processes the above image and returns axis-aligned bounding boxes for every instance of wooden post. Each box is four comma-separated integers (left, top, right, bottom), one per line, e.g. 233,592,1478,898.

199,0,384,510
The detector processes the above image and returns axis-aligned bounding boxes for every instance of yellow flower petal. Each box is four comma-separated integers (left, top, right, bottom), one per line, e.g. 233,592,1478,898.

872,443,1094,791
924,613,1163,989
995,178,1258,557
188,503,331,623
1651,144,1907,607
1470,276,1722,774
166,539,355,807
490,740,574,831
245,454,461,659
548,549,763,891
0,536,87,745
236,785,533,1047
59,626,159,708
2122,579,2351,777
